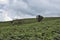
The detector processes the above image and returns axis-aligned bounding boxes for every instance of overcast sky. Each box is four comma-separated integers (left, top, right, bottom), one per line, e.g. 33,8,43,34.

0,0,60,21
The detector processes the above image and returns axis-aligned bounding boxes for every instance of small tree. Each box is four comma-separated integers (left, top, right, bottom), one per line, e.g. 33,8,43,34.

36,15,43,22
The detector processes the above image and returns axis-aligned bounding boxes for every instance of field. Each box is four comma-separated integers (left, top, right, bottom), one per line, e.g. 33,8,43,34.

0,17,60,40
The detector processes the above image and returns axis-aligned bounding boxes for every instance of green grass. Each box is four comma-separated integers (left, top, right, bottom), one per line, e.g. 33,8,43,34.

0,17,60,40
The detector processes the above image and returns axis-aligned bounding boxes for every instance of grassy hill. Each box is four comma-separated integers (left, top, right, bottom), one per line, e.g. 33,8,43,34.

0,17,60,40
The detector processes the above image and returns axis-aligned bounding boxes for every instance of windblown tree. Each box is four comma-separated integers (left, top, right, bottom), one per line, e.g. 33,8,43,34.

36,15,43,22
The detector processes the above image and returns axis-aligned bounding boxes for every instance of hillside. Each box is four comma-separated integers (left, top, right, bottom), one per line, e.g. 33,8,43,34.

0,17,60,40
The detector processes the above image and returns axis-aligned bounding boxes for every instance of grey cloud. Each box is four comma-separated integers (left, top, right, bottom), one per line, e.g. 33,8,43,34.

0,0,60,21
19,0,60,17
8,0,60,19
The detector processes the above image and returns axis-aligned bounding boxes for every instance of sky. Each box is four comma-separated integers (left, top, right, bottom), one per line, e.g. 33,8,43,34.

0,0,60,21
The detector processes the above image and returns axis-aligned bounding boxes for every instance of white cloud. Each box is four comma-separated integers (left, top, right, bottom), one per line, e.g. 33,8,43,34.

0,0,8,4
0,0,60,21
3,11,12,21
